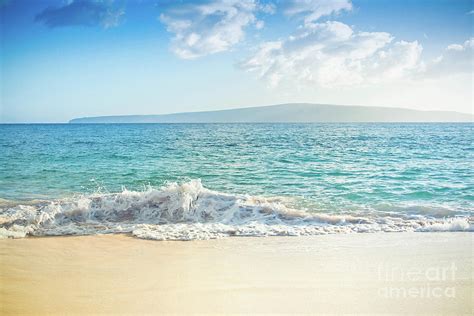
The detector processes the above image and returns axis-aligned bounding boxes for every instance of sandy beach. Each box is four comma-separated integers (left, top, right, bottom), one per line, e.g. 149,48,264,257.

0,233,472,315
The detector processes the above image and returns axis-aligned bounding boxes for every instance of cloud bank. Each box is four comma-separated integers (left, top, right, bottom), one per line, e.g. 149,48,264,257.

283,0,352,25
34,0,473,92
35,0,124,28
238,0,472,89
159,0,270,59
241,21,423,87
424,38,474,77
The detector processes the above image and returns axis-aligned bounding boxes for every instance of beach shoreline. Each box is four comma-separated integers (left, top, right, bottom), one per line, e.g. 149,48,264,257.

1,232,472,315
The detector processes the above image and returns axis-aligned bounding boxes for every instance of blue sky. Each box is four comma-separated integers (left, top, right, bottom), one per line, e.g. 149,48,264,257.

1,0,472,122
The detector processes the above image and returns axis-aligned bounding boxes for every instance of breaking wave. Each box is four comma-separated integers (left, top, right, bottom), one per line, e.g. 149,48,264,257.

0,180,472,240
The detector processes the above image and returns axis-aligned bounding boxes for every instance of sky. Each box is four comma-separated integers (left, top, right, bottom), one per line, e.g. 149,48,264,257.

0,0,473,123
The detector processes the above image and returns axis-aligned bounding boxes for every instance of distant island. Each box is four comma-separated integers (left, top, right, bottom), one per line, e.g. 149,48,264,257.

69,103,473,123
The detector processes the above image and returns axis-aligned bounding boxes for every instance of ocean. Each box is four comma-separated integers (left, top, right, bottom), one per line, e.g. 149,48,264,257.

0,123,472,240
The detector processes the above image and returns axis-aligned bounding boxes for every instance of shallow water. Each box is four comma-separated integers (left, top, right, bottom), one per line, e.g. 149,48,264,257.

0,123,472,239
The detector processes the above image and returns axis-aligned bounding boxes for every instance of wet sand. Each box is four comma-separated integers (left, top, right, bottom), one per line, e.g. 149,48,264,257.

0,233,472,315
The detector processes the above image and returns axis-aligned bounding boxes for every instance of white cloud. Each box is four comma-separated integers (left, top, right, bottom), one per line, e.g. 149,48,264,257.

284,0,352,25
35,0,124,28
160,0,268,59
259,2,276,14
446,44,463,51
241,21,423,88
424,38,474,77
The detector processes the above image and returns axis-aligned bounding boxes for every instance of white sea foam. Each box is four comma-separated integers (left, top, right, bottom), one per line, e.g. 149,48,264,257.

0,180,472,240
416,218,473,232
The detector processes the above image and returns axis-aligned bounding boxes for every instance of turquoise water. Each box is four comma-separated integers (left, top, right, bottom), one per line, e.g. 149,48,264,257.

0,123,472,239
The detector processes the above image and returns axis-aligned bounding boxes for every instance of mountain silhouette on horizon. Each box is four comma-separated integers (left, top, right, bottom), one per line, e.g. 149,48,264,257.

69,103,473,123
